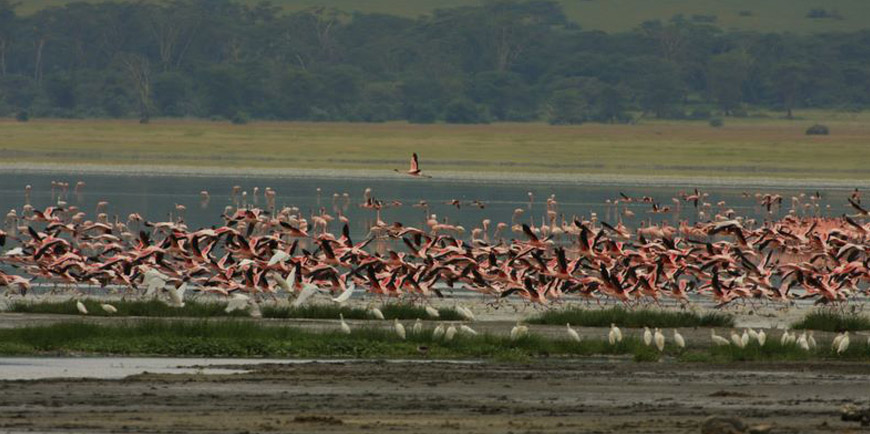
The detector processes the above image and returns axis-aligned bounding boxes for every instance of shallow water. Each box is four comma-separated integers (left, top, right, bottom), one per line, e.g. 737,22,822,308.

0,172,854,241
0,357,482,380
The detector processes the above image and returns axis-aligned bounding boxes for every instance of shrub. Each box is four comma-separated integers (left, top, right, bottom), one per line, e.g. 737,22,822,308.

806,124,829,135
231,111,249,125
688,109,712,120
709,117,724,127
444,98,490,124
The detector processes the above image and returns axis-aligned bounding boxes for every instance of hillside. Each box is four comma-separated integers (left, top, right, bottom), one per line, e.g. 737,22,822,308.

17,0,870,33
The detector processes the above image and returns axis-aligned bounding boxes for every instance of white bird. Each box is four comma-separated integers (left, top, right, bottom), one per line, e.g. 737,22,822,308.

780,330,792,346
142,268,169,298
291,283,320,307
807,331,816,348
331,281,355,304
249,301,262,318
566,323,581,343
339,313,351,335
394,319,406,340
368,306,385,320
673,329,685,349
643,326,653,346
166,282,186,308
225,293,250,313
425,305,440,318
460,324,477,336
100,303,117,314
432,324,445,340
837,331,850,354
832,332,844,350
280,267,297,292
608,323,622,345
654,328,665,352
740,329,750,347
757,329,767,346
75,300,88,315
3,247,24,257
445,324,457,341
511,321,529,341
731,330,746,348
748,328,759,343
456,305,475,321
412,318,423,335
711,330,730,346
797,332,810,351
267,250,291,266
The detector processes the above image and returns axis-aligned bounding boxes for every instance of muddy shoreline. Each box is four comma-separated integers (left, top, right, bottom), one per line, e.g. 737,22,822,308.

1,360,868,433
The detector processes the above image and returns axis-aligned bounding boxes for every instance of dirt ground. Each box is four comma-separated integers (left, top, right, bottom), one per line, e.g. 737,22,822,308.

1,360,869,433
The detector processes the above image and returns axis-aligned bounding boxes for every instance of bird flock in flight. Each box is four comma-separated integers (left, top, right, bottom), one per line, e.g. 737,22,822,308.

1,171,869,316
0,153,867,353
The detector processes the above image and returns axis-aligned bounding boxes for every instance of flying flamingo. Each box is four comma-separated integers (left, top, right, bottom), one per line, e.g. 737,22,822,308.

395,153,431,178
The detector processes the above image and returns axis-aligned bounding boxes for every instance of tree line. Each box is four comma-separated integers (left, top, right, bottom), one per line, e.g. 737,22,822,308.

0,0,868,124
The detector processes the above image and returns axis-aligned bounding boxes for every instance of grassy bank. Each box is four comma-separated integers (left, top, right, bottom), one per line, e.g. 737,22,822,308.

0,320,867,362
7,299,462,321
526,307,734,328
0,320,660,361
2,116,870,179
791,310,870,332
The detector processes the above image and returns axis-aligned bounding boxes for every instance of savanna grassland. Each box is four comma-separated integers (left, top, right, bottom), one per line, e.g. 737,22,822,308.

16,0,870,33
2,112,868,179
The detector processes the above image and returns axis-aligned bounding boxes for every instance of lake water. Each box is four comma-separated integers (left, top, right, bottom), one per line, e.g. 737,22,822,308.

0,172,856,241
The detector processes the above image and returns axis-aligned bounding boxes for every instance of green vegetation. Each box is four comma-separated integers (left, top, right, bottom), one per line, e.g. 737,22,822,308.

682,338,870,362
262,304,463,321
0,320,867,363
0,0,868,125
0,320,659,360
526,306,734,328
16,0,870,33
791,310,870,332
2,117,869,179
8,299,462,321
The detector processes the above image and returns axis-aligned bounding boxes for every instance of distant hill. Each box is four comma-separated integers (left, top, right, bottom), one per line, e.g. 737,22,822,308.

18,0,870,33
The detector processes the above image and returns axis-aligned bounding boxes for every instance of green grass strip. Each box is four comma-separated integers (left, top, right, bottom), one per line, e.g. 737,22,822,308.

791,310,870,332
526,306,734,328
0,320,866,363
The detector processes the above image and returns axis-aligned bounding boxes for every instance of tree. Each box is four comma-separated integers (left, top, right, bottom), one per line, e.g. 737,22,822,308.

547,89,587,125
117,53,152,122
444,98,490,124
145,1,201,71
707,50,752,114
0,1,19,77
469,70,536,120
773,61,809,118
632,57,685,118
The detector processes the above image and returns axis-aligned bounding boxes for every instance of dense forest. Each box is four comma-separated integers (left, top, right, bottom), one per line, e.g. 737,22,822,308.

0,0,868,124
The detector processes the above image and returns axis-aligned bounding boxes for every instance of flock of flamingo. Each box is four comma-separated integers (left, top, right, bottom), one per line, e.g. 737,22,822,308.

0,155,869,352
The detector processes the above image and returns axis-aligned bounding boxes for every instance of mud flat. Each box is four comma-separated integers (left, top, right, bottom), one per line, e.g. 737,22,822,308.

0,360,868,433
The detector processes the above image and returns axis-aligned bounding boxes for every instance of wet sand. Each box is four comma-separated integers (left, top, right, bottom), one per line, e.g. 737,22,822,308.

1,360,869,433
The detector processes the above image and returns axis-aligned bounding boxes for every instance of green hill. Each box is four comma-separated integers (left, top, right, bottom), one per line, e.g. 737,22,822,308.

17,0,870,33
